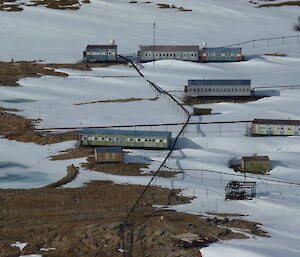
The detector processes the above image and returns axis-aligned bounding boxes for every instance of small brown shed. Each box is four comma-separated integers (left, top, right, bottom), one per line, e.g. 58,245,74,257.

94,147,124,163
241,156,270,173
193,108,212,115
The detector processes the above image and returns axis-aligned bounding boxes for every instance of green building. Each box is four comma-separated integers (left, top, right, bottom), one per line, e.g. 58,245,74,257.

80,128,172,150
241,156,271,173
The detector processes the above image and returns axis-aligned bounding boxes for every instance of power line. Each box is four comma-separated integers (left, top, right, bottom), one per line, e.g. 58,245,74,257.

162,167,300,186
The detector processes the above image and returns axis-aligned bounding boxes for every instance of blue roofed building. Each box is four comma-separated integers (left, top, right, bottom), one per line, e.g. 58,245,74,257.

201,47,242,62
185,79,252,97
80,128,172,149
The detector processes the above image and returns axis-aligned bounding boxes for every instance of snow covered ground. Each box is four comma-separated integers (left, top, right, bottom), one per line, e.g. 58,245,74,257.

0,0,300,62
1,56,300,257
1,0,300,256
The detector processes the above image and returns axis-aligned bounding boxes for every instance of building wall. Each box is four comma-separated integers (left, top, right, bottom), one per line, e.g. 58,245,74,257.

81,134,170,149
139,50,199,62
201,51,242,62
251,123,300,136
193,108,212,115
186,85,251,97
241,160,270,172
95,150,124,163
85,48,117,62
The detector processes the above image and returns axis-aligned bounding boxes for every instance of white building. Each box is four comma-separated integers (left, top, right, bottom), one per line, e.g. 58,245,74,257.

185,79,252,97
251,119,300,136
138,45,199,62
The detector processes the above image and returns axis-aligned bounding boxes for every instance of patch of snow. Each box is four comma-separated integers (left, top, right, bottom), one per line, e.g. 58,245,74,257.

11,242,27,251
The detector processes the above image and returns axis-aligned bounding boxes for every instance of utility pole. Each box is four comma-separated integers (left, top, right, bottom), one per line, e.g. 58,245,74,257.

153,21,156,69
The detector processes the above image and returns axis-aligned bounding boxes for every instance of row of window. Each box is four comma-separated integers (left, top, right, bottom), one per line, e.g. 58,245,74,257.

87,52,116,55
82,136,167,143
189,87,250,92
142,52,197,58
204,53,240,57
257,125,300,131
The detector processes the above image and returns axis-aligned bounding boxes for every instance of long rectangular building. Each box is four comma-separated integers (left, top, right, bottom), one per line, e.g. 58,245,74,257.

80,128,172,149
201,47,242,62
138,45,199,63
185,79,251,97
251,119,300,136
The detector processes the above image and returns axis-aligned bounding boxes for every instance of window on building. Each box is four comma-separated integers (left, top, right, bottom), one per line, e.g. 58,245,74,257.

209,89,211,92
108,138,111,141
82,137,87,140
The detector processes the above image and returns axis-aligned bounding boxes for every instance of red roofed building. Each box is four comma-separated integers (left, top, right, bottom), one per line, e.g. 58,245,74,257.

83,44,117,63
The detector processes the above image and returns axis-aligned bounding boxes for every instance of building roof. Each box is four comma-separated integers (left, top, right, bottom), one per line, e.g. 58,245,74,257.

202,47,241,53
242,156,270,162
187,79,251,86
252,119,300,126
80,128,172,138
86,45,117,50
139,45,199,52
95,147,123,153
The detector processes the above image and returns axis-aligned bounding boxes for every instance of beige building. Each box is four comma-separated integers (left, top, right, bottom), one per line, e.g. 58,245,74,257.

94,147,124,163
241,156,271,173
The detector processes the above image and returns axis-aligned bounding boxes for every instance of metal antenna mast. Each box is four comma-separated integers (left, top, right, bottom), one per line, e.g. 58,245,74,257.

153,22,156,69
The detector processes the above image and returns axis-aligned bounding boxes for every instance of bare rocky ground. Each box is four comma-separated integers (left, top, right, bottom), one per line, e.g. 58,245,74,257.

0,61,120,87
184,95,267,105
51,147,180,177
0,110,77,144
0,0,90,11
0,180,267,257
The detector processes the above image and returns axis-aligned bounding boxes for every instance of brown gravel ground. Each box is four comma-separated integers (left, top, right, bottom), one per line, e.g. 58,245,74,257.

0,180,267,257
0,111,77,144
51,147,180,177
0,61,122,87
184,95,267,105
